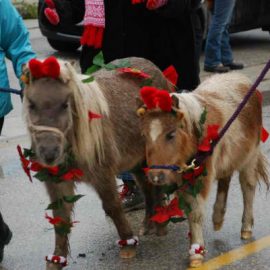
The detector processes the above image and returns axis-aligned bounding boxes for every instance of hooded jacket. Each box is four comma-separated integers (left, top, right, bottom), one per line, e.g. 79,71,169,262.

0,0,35,118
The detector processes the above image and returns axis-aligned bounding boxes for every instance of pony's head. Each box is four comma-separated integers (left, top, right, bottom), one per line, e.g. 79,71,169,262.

138,87,200,186
23,57,107,167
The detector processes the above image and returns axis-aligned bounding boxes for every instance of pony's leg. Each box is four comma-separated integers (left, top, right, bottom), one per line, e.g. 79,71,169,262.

185,193,206,268
239,165,257,240
134,171,166,236
212,176,232,231
92,175,135,259
45,181,75,270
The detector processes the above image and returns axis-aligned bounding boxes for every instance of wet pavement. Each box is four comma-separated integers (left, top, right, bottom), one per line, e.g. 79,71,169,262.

0,20,270,270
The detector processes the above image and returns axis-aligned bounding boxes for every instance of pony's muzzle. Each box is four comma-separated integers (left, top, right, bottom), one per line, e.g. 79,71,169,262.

39,145,61,165
148,170,166,185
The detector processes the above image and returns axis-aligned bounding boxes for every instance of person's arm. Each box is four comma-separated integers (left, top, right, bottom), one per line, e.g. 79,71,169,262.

1,0,36,80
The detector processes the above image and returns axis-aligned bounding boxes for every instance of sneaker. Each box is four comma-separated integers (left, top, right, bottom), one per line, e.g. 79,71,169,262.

0,226,12,262
119,184,145,213
224,62,244,70
204,64,230,73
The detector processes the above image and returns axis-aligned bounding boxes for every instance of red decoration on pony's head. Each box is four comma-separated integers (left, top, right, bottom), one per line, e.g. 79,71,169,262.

140,86,172,112
29,57,60,80
163,65,178,87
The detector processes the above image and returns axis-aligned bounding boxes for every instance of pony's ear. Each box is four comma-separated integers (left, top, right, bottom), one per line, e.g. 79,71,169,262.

171,94,179,109
59,62,72,84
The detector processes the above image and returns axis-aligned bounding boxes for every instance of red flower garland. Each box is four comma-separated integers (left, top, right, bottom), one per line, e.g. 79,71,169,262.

198,124,220,152
151,198,184,223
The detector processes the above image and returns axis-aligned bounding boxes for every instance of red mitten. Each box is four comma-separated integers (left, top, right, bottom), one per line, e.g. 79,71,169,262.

146,0,168,10
44,0,60,25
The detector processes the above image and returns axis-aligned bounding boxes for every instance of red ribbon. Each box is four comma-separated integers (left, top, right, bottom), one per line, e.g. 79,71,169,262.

88,111,102,120
28,56,60,79
118,67,151,79
151,198,184,223
140,86,172,112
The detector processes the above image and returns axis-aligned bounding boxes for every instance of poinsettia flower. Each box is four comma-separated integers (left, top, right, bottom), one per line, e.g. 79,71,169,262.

198,124,220,152
151,198,184,223
118,67,151,79
183,165,204,185
61,168,84,181
163,65,178,87
17,145,32,182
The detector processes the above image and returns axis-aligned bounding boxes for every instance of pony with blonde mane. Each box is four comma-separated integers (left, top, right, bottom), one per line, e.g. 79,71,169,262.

23,57,172,270
138,72,269,267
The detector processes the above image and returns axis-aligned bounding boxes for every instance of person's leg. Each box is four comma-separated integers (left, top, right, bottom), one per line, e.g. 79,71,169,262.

118,172,145,212
204,0,235,69
0,117,4,135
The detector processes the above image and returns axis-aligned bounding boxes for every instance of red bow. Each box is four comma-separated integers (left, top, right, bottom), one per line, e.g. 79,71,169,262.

88,111,102,120
140,86,172,112
29,56,60,79
198,125,220,152
163,65,178,87
151,198,184,223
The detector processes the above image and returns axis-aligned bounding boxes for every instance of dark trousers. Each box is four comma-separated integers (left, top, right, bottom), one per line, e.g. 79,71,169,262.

0,117,9,242
0,117,4,135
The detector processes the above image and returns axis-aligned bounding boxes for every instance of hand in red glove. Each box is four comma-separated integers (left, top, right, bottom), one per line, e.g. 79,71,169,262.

146,0,168,10
44,0,60,25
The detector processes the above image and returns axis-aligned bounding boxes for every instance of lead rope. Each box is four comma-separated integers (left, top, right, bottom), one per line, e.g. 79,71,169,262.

194,59,270,166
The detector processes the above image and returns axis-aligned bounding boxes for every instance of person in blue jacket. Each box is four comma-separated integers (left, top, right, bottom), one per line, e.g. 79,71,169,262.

0,0,35,261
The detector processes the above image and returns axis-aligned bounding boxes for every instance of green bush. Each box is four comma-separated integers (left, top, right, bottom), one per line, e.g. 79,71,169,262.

14,1,38,19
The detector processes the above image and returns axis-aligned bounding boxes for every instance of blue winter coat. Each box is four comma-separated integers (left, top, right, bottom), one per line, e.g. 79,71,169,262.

0,0,36,118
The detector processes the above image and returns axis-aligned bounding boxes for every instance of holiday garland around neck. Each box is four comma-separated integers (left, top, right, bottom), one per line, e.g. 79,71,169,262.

17,145,84,236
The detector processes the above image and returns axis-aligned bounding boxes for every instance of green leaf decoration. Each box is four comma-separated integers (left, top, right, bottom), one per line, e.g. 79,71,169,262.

46,199,63,210
170,217,186,223
63,194,85,203
161,184,178,196
93,51,105,67
55,224,72,236
85,64,100,75
178,194,192,216
116,59,131,68
140,78,153,87
198,108,207,138
104,63,117,70
23,148,35,158
82,76,95,83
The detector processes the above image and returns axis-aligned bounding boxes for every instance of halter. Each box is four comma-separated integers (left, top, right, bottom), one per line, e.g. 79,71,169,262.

149,159,198,174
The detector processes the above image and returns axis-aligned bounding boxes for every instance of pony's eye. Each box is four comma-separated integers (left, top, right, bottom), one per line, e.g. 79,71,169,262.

61,103,68,109
166,130,176,141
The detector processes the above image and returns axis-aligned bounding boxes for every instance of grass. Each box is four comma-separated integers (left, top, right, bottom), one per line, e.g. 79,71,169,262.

14,1,38,19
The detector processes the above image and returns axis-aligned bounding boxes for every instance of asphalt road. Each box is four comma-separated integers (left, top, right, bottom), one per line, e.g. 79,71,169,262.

1,20,270,270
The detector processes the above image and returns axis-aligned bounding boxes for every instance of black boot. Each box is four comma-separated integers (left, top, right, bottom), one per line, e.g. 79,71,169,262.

0,213,12,262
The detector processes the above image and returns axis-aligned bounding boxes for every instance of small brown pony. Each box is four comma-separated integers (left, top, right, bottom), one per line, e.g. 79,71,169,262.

138,72,269,267
22,57,172,270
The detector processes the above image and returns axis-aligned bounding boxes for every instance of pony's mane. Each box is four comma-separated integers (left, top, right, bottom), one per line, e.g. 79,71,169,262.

171,93,203,134
60,61,110,167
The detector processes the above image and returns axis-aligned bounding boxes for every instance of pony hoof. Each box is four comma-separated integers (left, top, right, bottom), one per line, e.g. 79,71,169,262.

189,259,203,268
120,246,136,259
241,230,252,240
213,222,223,231
46,262,63,270
139,221,155,236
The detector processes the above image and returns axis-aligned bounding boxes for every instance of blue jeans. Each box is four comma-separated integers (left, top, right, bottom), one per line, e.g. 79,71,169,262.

204,0,236,68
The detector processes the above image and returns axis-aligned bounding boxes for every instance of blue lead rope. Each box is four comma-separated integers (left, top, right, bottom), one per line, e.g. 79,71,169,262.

0,87,22,96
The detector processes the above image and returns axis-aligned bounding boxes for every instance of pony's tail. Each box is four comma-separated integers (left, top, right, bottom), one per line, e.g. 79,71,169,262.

256,152,269,190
